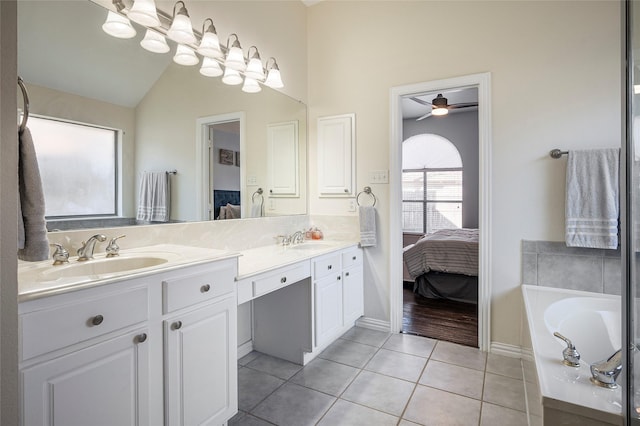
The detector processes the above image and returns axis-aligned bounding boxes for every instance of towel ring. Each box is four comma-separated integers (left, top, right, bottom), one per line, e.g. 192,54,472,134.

18,76,29,134
252,187,264,203
356,186,377,207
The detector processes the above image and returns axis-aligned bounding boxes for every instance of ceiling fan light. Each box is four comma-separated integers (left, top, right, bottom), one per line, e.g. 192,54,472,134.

127,0,161,27
173,44,199,66
102,11,137,39
140,29,170,53
432,107,448,116
198,32,223,59
167,2,197,45
221,67,243,85
242,77,261,93
200,57,223,77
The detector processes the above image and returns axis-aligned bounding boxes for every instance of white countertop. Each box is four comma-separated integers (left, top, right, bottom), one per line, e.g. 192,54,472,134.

236,240,359,280
18,244,239,302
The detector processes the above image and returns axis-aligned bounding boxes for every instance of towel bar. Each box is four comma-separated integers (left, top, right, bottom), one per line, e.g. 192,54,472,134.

550,149,569,159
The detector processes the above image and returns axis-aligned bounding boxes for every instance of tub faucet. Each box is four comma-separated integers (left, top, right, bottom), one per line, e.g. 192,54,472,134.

553,332,581,367
77,234,107,261
590,349,622,389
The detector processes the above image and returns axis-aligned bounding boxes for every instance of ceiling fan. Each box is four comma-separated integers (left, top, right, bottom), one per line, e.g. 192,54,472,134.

411,94,478,121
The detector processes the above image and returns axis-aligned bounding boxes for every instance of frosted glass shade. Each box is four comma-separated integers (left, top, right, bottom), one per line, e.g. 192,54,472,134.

140,29,169,53
264,68,284,89
173,44,199,66
432,107,448,116
221,67,243,85
167,14,196,45
200,57,223,77
224,46,246,72
198,32,223,59
127,0,160,27
245,57,265,81
242,77,261,93
102,11,136,39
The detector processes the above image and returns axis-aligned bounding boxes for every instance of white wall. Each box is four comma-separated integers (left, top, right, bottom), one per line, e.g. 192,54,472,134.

213,128,241,191
307,1,622,347
404,111,479,228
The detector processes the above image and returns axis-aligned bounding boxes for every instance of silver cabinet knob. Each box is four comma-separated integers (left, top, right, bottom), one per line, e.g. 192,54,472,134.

352,256,356,260
201,284,211,293
91,315,104,326
136,333,148,344
328,265,332,270
344,188,348,193
280,277,287,283
337,276,341,280
172,321,183,330
345,272,350,277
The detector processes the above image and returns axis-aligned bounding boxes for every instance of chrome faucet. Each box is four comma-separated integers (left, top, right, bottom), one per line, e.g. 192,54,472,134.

106,235,126,257
553,332,581,367
290,230,305,245
77,234,107,261
590,349,622,388
50,243,69,265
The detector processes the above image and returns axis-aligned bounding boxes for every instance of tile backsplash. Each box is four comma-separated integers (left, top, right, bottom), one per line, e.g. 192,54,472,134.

522,240,621,295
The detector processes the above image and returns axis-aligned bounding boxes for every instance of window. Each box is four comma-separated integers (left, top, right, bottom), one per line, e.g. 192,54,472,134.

402,134,463,233
28,116,119,218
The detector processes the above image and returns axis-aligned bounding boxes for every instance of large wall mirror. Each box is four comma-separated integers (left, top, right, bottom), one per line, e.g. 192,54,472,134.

18,0,307,230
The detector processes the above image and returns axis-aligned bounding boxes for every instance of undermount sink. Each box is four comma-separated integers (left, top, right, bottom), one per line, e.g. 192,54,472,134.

288,242,334,250
40,256,168,280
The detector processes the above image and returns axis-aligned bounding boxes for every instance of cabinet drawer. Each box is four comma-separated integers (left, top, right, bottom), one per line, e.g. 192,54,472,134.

253,262,311,298
342,249,363,269
313,254,341,280
163,264,235,313
21,287,148,361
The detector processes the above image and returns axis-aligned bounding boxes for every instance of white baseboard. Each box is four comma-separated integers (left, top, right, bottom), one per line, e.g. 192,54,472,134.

237,340,253,359
355,316,392,332
490,341,525,359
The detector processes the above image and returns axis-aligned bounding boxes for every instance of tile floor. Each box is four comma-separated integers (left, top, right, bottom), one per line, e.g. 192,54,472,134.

230,327,529,426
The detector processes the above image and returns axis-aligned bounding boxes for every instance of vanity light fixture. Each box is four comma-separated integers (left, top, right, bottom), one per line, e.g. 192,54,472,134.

173,44,199,66
102,11,137,39
242,77,261,93
167,1,197,45
224,34,247,72
264,58,284,89
200,57,223,77
222,67,243,85
127,0,161,27
140,29,170,53
245,46,265,81
197,19,223,59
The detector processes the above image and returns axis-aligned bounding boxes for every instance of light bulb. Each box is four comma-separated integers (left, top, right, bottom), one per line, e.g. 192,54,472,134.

102,11,136,39
127,0,160,27
140,29,169,53
221,67,243,85
173,44,199,66
242,77,261,93
200,57,223,77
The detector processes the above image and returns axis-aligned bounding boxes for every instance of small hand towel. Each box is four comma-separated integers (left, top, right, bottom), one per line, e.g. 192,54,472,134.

18,127,50,261
359,205,377,248
137,171,170,222
250,201,263,218
565,148,619,249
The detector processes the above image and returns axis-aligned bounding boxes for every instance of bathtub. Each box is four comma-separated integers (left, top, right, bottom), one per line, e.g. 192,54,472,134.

522,285,622,425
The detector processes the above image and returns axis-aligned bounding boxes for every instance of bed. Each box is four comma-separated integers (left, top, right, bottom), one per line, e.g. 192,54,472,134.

213,190,241,220
403,228,479,304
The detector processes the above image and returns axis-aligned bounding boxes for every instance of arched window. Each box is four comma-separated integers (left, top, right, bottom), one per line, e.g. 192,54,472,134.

402,134,463,233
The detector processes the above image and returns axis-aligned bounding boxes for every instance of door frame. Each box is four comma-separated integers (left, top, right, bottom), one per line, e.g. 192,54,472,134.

389,72,492,351
195,112,245,221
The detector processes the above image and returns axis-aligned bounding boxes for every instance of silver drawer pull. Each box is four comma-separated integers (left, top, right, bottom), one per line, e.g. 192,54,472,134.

337,276,341,280
136,333,148,344
352,256,356,260
201,284,211,293
281,277,287,284
345,272,350,277
172,321,183,330
328,265,332,270
90,315,104,326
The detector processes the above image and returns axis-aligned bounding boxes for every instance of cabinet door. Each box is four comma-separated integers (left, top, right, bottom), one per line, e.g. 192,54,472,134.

165,295,237,426
267,121,299,197
22,329,150,426
317,114,356,196
343,265,364,326
314,275,344,348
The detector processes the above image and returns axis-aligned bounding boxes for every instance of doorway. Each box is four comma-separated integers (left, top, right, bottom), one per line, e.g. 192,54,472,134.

195,112,246,221
389,73,492,352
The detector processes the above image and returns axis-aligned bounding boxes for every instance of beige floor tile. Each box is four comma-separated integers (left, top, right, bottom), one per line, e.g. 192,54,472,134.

480,402,528,426
431,340,486,371
486,353,523,379
340,327,391,347
317,399,398,426
403,385,481,426
482,372,526,412
342,370,415,416
383,333,437,358
364,348,427,382
419,359,484,400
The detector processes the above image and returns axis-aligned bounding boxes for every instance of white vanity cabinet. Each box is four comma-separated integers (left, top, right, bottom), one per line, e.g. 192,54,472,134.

317,114,356,197
19,256,238,426
341,247,364,325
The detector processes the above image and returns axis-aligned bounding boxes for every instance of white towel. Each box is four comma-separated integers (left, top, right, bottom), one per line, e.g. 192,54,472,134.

18,127,50,261
137,171,170,222
359,206,377,248
565,148,619,249
250,196,263,218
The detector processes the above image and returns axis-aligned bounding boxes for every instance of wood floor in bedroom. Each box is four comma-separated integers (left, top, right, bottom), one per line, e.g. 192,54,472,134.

402,284,478,348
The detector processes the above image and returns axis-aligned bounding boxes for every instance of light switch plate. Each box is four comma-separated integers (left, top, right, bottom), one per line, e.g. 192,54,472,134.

370,170,389,184
348,200,357,212
247,175,258,185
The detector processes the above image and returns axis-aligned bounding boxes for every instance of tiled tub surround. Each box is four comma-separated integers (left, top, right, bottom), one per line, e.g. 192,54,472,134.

521,240,621,294
232,327,529,426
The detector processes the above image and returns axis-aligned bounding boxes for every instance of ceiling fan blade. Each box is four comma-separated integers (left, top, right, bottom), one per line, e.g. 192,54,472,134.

416,112,432,121
448,102,478,110
409,96,432,106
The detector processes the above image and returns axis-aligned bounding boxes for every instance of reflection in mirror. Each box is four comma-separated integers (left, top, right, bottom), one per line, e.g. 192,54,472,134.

17,0,307,231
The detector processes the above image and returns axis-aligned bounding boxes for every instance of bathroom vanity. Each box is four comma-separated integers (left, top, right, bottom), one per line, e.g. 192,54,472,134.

17,239,364,425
